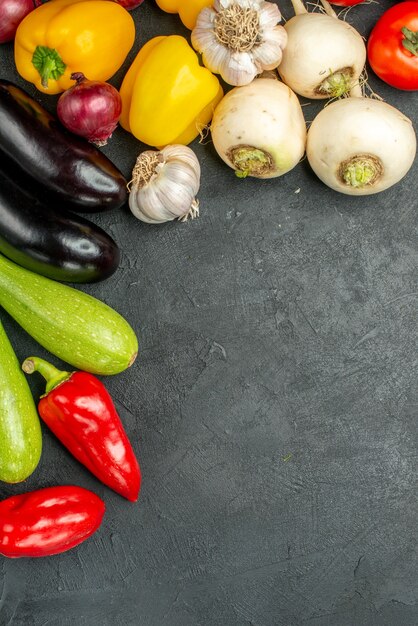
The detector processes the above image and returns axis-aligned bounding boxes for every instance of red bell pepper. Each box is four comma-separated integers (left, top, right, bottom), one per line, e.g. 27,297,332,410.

22,357,141,502
0,485,105,558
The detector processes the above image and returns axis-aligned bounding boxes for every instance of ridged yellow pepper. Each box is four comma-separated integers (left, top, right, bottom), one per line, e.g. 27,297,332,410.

14,0,135,95
155,0,213,29
119,35,223,147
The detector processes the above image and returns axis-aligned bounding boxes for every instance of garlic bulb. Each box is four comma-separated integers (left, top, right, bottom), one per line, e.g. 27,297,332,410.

128,145,201,224
191,0,288,87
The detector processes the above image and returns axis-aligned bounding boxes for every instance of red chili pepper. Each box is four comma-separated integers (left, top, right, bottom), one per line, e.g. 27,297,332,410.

0,485,105,558
22,357,141,502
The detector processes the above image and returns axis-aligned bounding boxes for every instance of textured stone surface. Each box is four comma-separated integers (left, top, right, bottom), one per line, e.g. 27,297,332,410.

0,2,417,625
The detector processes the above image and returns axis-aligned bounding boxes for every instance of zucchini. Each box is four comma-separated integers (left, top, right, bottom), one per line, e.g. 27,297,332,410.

0,320,42,483
0,254,138,375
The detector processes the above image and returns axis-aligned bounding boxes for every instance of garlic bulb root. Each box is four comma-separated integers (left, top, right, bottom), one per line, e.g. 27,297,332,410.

179,199,200,223
128,145,201,224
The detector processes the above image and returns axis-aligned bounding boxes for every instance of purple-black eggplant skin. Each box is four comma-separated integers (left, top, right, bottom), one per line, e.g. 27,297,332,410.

0,165,121,283
0,80,127,214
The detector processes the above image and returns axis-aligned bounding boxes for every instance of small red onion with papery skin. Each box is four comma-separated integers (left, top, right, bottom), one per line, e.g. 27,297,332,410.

57,73,122,147
0,0,41,43
113,0,145,10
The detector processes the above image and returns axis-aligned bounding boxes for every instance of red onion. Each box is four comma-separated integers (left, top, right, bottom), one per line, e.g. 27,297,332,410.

57,73,122,147
113,0,145,10
0,0,41,43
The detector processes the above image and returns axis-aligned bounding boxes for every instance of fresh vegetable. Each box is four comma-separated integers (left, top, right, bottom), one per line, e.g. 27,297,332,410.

0,0,40,43
155,0,212,29
0,486,105,558
367,1,418,91
114,0,145,9
0,320,42,484
191,0,287,86
0,80,127,213
330,0,365,5
0,161,120,283
278,0,366,99
0,253,138,375
14,0,135,94
211,77,307,179
22,357,141,502
119,35,223,147
306,97,417,195
57,73,122,146
128,145,201,224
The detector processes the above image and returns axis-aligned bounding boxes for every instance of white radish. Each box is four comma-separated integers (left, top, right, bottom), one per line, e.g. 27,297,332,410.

210,78,307,179
278,0,366,99
306,97,416,195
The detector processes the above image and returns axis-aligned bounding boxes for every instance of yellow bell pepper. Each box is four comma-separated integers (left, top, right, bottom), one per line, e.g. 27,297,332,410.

14,0,135,95
119,35,223,147
155,0,213,30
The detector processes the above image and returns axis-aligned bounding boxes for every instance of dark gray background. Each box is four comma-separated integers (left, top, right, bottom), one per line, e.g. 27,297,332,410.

0,1,417,624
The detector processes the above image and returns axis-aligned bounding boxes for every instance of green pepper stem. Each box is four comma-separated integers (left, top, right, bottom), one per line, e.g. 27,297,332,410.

41,56,56,88
22,356,71,394
401,27,418,57
32,46,66,89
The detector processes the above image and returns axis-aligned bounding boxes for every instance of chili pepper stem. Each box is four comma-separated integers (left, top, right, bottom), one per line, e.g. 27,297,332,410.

22,357,71,394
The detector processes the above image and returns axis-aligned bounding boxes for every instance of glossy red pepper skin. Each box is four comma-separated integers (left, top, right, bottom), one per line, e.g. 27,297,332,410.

0,485,105,558
22,357,141,502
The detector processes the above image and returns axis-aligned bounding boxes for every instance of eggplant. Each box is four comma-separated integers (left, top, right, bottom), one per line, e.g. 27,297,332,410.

0,79,128,213
0,161,121,283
